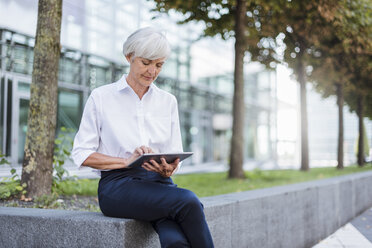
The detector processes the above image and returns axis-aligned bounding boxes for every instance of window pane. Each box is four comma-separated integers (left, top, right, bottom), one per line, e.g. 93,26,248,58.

18,98,29,163
57,89,83,132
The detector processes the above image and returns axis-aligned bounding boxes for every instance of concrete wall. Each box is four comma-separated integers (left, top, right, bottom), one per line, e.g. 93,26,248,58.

1,171,372,248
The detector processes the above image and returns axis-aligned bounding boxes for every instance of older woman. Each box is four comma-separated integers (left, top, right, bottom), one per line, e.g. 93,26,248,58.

71,27,214,248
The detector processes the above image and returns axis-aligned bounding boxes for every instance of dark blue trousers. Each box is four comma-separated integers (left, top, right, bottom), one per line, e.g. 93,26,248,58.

98,167,214,248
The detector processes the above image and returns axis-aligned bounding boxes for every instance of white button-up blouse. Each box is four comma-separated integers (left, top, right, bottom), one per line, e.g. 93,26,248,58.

71,74,183,175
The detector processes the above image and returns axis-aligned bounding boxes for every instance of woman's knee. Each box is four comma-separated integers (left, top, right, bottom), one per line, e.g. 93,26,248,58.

178,189,203,213
185,190,202,205
167,188,204,221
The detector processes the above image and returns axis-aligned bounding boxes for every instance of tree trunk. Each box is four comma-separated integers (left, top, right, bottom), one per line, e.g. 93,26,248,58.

228,0,246,179
297,57,309,171
357,94,365,166
21,0,62,198
336,83,344,169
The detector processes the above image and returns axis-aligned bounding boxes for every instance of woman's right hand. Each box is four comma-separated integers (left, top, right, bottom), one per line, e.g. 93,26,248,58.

126,146,154,166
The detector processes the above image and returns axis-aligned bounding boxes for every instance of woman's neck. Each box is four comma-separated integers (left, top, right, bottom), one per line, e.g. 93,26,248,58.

126,74,149,100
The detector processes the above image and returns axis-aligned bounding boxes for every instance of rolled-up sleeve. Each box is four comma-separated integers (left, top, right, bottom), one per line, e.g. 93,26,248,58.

169,96,183,153
168,96,184,175
71,92,101,168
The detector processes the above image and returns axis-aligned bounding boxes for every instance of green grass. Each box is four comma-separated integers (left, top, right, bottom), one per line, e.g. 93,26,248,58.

55,178,99,196
53,164,372,198
173,165,372,197
2,164,372,199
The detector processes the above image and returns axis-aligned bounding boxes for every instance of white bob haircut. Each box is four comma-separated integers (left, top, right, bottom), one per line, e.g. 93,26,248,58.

123,27,171,60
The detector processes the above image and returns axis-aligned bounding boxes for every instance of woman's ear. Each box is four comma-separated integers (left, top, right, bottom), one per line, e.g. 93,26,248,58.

125,53,134,64
125,54,133,63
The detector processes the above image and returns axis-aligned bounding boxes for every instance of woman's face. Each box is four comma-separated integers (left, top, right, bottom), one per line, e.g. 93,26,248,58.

126,55,165,88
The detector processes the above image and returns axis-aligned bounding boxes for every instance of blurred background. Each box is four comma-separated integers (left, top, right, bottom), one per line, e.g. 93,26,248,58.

0,0,371,172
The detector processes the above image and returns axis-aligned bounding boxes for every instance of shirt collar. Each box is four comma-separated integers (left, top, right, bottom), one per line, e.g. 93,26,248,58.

116,74,157,94
116,74,129,91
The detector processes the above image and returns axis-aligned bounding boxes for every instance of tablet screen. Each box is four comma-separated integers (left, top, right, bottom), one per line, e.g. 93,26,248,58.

127,152,193,168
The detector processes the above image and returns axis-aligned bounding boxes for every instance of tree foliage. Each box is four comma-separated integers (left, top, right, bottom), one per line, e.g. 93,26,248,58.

313,0,372,166
151,0,372,170
243,0,372,168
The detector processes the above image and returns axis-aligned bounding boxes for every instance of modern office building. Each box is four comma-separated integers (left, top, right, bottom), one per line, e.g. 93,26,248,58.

0,0,369,170
307,86,372,167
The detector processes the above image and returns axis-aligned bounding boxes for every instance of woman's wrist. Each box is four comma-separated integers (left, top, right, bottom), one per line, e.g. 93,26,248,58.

109,158,128,170
120,158,129,169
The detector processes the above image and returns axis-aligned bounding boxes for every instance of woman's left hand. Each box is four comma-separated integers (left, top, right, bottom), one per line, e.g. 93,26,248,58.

142,158,180,177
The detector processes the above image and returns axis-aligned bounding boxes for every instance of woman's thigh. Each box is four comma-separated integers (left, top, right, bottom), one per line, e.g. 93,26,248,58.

98,178,198,222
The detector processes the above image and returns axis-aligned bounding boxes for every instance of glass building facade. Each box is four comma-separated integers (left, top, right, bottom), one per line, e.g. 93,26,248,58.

0,25,280,167
0,22,282,168
0,0,282,169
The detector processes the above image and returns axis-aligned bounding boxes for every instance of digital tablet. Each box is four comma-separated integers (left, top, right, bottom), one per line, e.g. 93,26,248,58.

127,152,193,168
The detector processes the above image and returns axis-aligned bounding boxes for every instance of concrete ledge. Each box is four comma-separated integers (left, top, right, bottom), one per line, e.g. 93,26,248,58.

2,171,372,248
0,208,160,247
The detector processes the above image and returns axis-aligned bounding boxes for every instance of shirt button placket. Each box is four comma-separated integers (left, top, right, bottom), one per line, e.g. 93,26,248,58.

138,101,146,146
